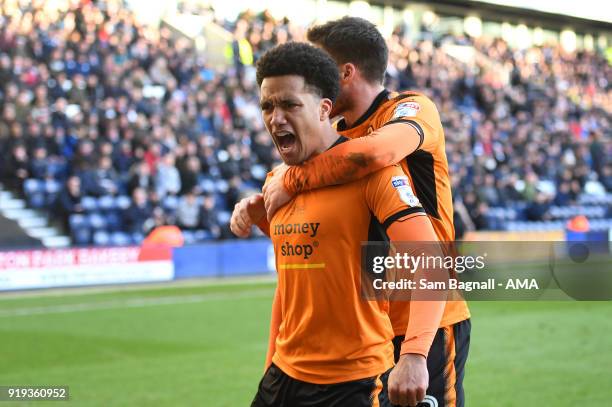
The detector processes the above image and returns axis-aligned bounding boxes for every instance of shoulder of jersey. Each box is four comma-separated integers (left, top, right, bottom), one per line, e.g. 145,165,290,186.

387,90,425,102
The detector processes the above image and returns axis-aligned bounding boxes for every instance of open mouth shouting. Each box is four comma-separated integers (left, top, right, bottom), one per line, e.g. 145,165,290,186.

273,130,299,161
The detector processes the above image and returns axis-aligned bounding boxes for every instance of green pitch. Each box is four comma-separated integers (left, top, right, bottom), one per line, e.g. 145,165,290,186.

0,279,610,406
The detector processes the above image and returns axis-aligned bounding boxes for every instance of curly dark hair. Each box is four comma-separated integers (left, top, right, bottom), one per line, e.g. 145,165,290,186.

307,17,388,85
256,42,340,102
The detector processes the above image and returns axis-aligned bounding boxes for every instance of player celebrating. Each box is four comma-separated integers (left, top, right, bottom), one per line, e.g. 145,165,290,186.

233,17,471,407
250,42,445,407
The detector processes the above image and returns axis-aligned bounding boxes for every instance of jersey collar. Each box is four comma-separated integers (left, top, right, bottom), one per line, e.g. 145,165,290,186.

336,89,390,131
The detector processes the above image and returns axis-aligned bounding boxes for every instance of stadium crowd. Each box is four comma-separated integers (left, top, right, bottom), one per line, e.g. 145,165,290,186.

0,0,610,244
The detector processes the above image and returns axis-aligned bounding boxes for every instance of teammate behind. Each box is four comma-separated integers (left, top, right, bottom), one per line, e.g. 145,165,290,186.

233,17,471,407
250,42,445,407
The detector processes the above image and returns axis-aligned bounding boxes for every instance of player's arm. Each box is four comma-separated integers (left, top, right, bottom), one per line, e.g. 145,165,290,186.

365,167,446,353
264,285,281,371
386,216,446,406
365,165,445,406
230,193,270,237
387,220,446,357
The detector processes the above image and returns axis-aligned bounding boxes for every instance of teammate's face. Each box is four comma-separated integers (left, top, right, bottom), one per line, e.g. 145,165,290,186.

260,75,330,165
330,81,350,118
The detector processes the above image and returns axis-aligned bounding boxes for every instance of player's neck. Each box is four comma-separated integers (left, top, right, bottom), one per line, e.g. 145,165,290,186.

342,83,385,127
312,126,343,158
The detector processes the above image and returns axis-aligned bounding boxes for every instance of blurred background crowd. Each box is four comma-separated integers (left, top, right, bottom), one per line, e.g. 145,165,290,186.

0,0,610,245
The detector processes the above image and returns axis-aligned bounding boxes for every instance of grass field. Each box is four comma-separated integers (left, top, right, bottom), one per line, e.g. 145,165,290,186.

0,279,611,406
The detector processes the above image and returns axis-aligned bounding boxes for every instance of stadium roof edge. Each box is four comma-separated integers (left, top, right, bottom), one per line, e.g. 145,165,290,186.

366,0,612,34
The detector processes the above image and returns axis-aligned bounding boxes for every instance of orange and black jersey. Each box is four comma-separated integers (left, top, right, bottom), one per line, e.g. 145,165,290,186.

334,89,454,243
267,138,429,384
284,89,470,330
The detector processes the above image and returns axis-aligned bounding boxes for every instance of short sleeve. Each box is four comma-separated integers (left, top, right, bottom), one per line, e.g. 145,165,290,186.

379,94,442,153
364,165,426,230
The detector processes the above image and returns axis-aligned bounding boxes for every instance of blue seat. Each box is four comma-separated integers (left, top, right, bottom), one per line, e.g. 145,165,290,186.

45,179,61,207
24,179,45,208
98,195,116,212
88,212,107,230
200,178,215,194
81,196,98,212
69,213,91,245
69,213,89,229
93,230,111,246
105,212,122,231
215,180,229,193
182,230,195,245
24,178,42,194
131,232,145,244
110,231,131,246
216,211,231,224
163,195,179,211
194,229,213,241
115,195,131,210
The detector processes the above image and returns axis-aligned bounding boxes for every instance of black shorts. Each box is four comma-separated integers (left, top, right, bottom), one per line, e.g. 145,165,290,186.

386,318,471,407
251,363,387,407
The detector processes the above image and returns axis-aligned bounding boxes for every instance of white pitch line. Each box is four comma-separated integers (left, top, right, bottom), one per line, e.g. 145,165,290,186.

0,288,274,318
0,275,276,300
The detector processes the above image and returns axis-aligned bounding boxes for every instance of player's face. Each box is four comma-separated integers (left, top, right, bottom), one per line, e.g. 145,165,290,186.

260,75,328,165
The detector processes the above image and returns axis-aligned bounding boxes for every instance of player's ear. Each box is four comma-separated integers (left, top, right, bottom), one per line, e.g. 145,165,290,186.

319,98,333,121
340,63,356,83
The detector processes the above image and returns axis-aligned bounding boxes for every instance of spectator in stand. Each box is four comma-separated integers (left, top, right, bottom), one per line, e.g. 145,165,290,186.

178,155,202,195
112,141,136,176
127,161,155,196
0,0,609,241
124,187,153,234
155,153,181,198
88,155,119,196
29,145,51,180
55,175,84,231
176,190,200,230
199,193,221,238
3,144,29,191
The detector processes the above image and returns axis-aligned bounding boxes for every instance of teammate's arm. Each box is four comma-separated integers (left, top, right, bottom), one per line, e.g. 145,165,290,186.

262,123,420,217
288,123,423,192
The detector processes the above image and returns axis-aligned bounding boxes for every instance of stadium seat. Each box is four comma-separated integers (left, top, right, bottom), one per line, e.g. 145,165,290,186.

181,230,195,245
200,178,215,194
115,195,131,210
105,212,122,231
44,179,61,207
81,196,98,212
131,232,145,244
98,195,116,212
23,179,45,208
216,211,231,225
110,231,131,246
70,214,92,245
163,195,179,211
93,230,111,246
88,212,107,230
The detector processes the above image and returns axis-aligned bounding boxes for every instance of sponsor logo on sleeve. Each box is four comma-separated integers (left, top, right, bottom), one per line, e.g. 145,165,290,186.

391,176,421,207
392,101,420,118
